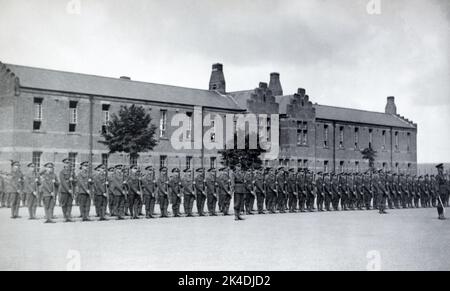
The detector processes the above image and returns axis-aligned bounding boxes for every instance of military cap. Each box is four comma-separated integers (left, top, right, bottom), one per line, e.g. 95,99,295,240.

317,171,323,175
207,168,217,172
95,164,106,170
277,166,285,171
10,160,20,167
183,168,192,173
80,161,90,167
172,168,180,173
195,168,204,172
130,165,138,170
218,167,227,171
62,158,71,164
115,164,123,170
108,167,115,172
27,163,35,168
145,166,154,171
378,169,384,173
44,162,54,168
160,167,168,172
436,163,444,169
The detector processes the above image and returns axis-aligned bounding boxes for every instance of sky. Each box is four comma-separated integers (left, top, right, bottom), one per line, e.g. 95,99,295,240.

0,0,449,163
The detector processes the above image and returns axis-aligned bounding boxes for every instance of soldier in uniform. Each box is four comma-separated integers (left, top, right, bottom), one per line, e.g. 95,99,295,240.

110,165,126,220
205,168,218,216
182,168,195,217
8,161,24,219
24,163,40,220
233,163,245,220
243,168,255,215
287,168,298,213
93,164,108,221
217,167,232,215
169,167,182,217
77,161,93,222
107,167,115,216
329,173,338,211
0,171,6,208
59,159,76,222
157,167,170,218
276,167,287,213
386,172,395,209
305,171,315,212
265,167,277,214
354,172,364,210
41,162,59,223
142,166,156,218
127,165,142,219
435,164,447,220
194,168,206,216
316,172,325,212
254,167,266,214
376,170,388,214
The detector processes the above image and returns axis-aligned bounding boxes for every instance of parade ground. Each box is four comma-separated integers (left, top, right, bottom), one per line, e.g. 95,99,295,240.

0,206,449,271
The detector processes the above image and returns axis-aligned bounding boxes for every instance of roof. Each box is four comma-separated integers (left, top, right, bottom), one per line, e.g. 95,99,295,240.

277,95,416,129
229,90,254,109
4,63,243,111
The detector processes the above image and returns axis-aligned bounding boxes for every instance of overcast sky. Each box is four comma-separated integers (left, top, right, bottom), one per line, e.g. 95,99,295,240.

0,0,449,163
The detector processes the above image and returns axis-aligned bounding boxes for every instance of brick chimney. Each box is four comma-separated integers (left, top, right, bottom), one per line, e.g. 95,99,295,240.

269,72,283,96
209,63,226,93
385,96,397,115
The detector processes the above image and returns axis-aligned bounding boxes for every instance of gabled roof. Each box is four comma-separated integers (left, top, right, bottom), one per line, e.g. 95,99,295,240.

277,95,416,129
4,63,243,111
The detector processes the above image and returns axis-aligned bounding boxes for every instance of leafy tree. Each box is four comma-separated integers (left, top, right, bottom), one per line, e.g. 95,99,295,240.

361,146,377,170
219,133,266,170
99,104,158,159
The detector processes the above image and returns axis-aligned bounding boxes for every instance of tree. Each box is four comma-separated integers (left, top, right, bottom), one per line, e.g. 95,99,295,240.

219,133,266,170
99,104,158,160
361,146,377,170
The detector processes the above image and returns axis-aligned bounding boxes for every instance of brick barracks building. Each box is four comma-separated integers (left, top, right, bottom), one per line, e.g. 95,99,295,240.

0,61,417,174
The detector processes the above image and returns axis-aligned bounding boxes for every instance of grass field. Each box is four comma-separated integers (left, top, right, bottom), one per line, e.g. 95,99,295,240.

0,205,449,271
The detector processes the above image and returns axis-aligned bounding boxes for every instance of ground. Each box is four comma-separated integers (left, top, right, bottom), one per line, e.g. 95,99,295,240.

0,205,449,271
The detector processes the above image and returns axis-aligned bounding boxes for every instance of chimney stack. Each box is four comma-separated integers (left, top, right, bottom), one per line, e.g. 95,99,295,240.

209,63,226,93
269,72,283,96
385,96,397,115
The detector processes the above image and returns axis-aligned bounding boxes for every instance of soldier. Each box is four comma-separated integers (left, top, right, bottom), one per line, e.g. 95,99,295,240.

107,167,115,216
157,167,170,218
59,159,76,222
276,167,287,213
182,168,195,217
265,167,277,214
328,173,338,211
24,163,40,220
305,170,315,212
122,166,131,216
233,163,245,220
110,165,126,220
169,167,182,217
0,171,5,208
194,168,206,216
127,165,142,219
297,169,305,212
205,168,218,216
385,173,395,209
376,170,388,214
316,172,325,212
41,162,59,223
217,167,232,215
93,164,108,221
287,168,298,213
77,161,93,222
142,166,157,218
8,161,24,219
243,168,255,215
435,164,447,220
254,167,266,214
354,172,364,210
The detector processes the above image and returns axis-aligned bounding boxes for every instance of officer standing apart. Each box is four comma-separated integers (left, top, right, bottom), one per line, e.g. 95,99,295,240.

8,161,24,219
77,161,93,222
24,163,40,220
436,163,447,220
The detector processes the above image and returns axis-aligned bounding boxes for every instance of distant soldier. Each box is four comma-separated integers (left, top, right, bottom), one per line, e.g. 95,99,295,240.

354,173,364,210
328,173,338,211
297,169,306,212
142,166,157,218
276,167,287,213
107,167,115,215
59,159,76,222
375,170,388,214
111,165,126,220
315,172,325,212
77,161,93,222
157,167,170,218
430,175,438,207
243,168,255,215
385,173,395,209
233,163,245,220
287,168,298,213
305,171,315,212
24,163,40,220
254,167,266,214
265,168,277,214
0,171,6,208
93,164,108,221
435,164,446,220
337,173,347,211
194,168,206,216
127,165,142,219
8,161,24,219
169,168,182,217
182,168,195,217
362,172,372,210
205,168,218,216
217,167,232,215
40,162,59,223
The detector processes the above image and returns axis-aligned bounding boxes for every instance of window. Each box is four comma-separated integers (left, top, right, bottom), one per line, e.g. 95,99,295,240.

407,163,411,173
160,156,167,169
355,161,360,172
159,110,167,138
297,159,302,168
102,104,110,134
186,112,193,140
323,125,329,148
210,157,217,169
33,98,43,131
407,132,411,152
382,130,386,150
130,155,138,166
395,162,399,173
339,161,344,173
32,152,42,170
68,152,77,171
102,153,109,167
382,162,387,169
339,126,344,148
354,127,359,149
369,129,373,149
395,131,399,151
186,156,192,170
324,161,329,173
69,101,78,132
303,159,308,169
